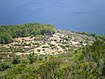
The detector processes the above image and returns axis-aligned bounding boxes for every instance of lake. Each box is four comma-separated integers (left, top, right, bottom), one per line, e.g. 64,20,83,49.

0,0,105,35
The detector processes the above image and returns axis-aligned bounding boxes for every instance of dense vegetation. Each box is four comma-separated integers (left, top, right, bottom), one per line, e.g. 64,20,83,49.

0,39,105,79
0,23,56,44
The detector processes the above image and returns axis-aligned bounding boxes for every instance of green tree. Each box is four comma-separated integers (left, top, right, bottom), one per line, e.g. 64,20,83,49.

12,56,20,64
0,32,13,44
28,53,37,64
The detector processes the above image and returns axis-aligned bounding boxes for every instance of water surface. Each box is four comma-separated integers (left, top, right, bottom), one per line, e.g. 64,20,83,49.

0,0,105,34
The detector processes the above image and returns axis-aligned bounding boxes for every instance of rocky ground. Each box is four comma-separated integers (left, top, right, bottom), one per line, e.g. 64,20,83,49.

0,30,95,57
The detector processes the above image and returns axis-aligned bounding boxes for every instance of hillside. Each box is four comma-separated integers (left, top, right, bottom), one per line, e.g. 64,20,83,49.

0,23,105,79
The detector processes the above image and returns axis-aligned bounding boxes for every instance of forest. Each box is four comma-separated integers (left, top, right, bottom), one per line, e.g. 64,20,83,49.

0,23,56,44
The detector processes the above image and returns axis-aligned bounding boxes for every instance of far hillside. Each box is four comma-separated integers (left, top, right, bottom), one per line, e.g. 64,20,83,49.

0,23,57,44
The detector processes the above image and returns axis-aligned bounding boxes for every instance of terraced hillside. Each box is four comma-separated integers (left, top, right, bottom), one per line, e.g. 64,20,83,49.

0,29,95,61
1,23,105,79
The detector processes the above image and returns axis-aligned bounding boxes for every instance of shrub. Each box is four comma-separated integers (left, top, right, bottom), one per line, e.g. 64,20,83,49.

12,56,20,64
28,53,37,64
0,62,11,71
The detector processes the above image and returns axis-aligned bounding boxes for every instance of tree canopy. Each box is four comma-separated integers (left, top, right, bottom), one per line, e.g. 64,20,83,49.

0,23,56,44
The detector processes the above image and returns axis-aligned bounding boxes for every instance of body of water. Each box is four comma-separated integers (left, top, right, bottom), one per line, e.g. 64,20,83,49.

0,0,105,35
